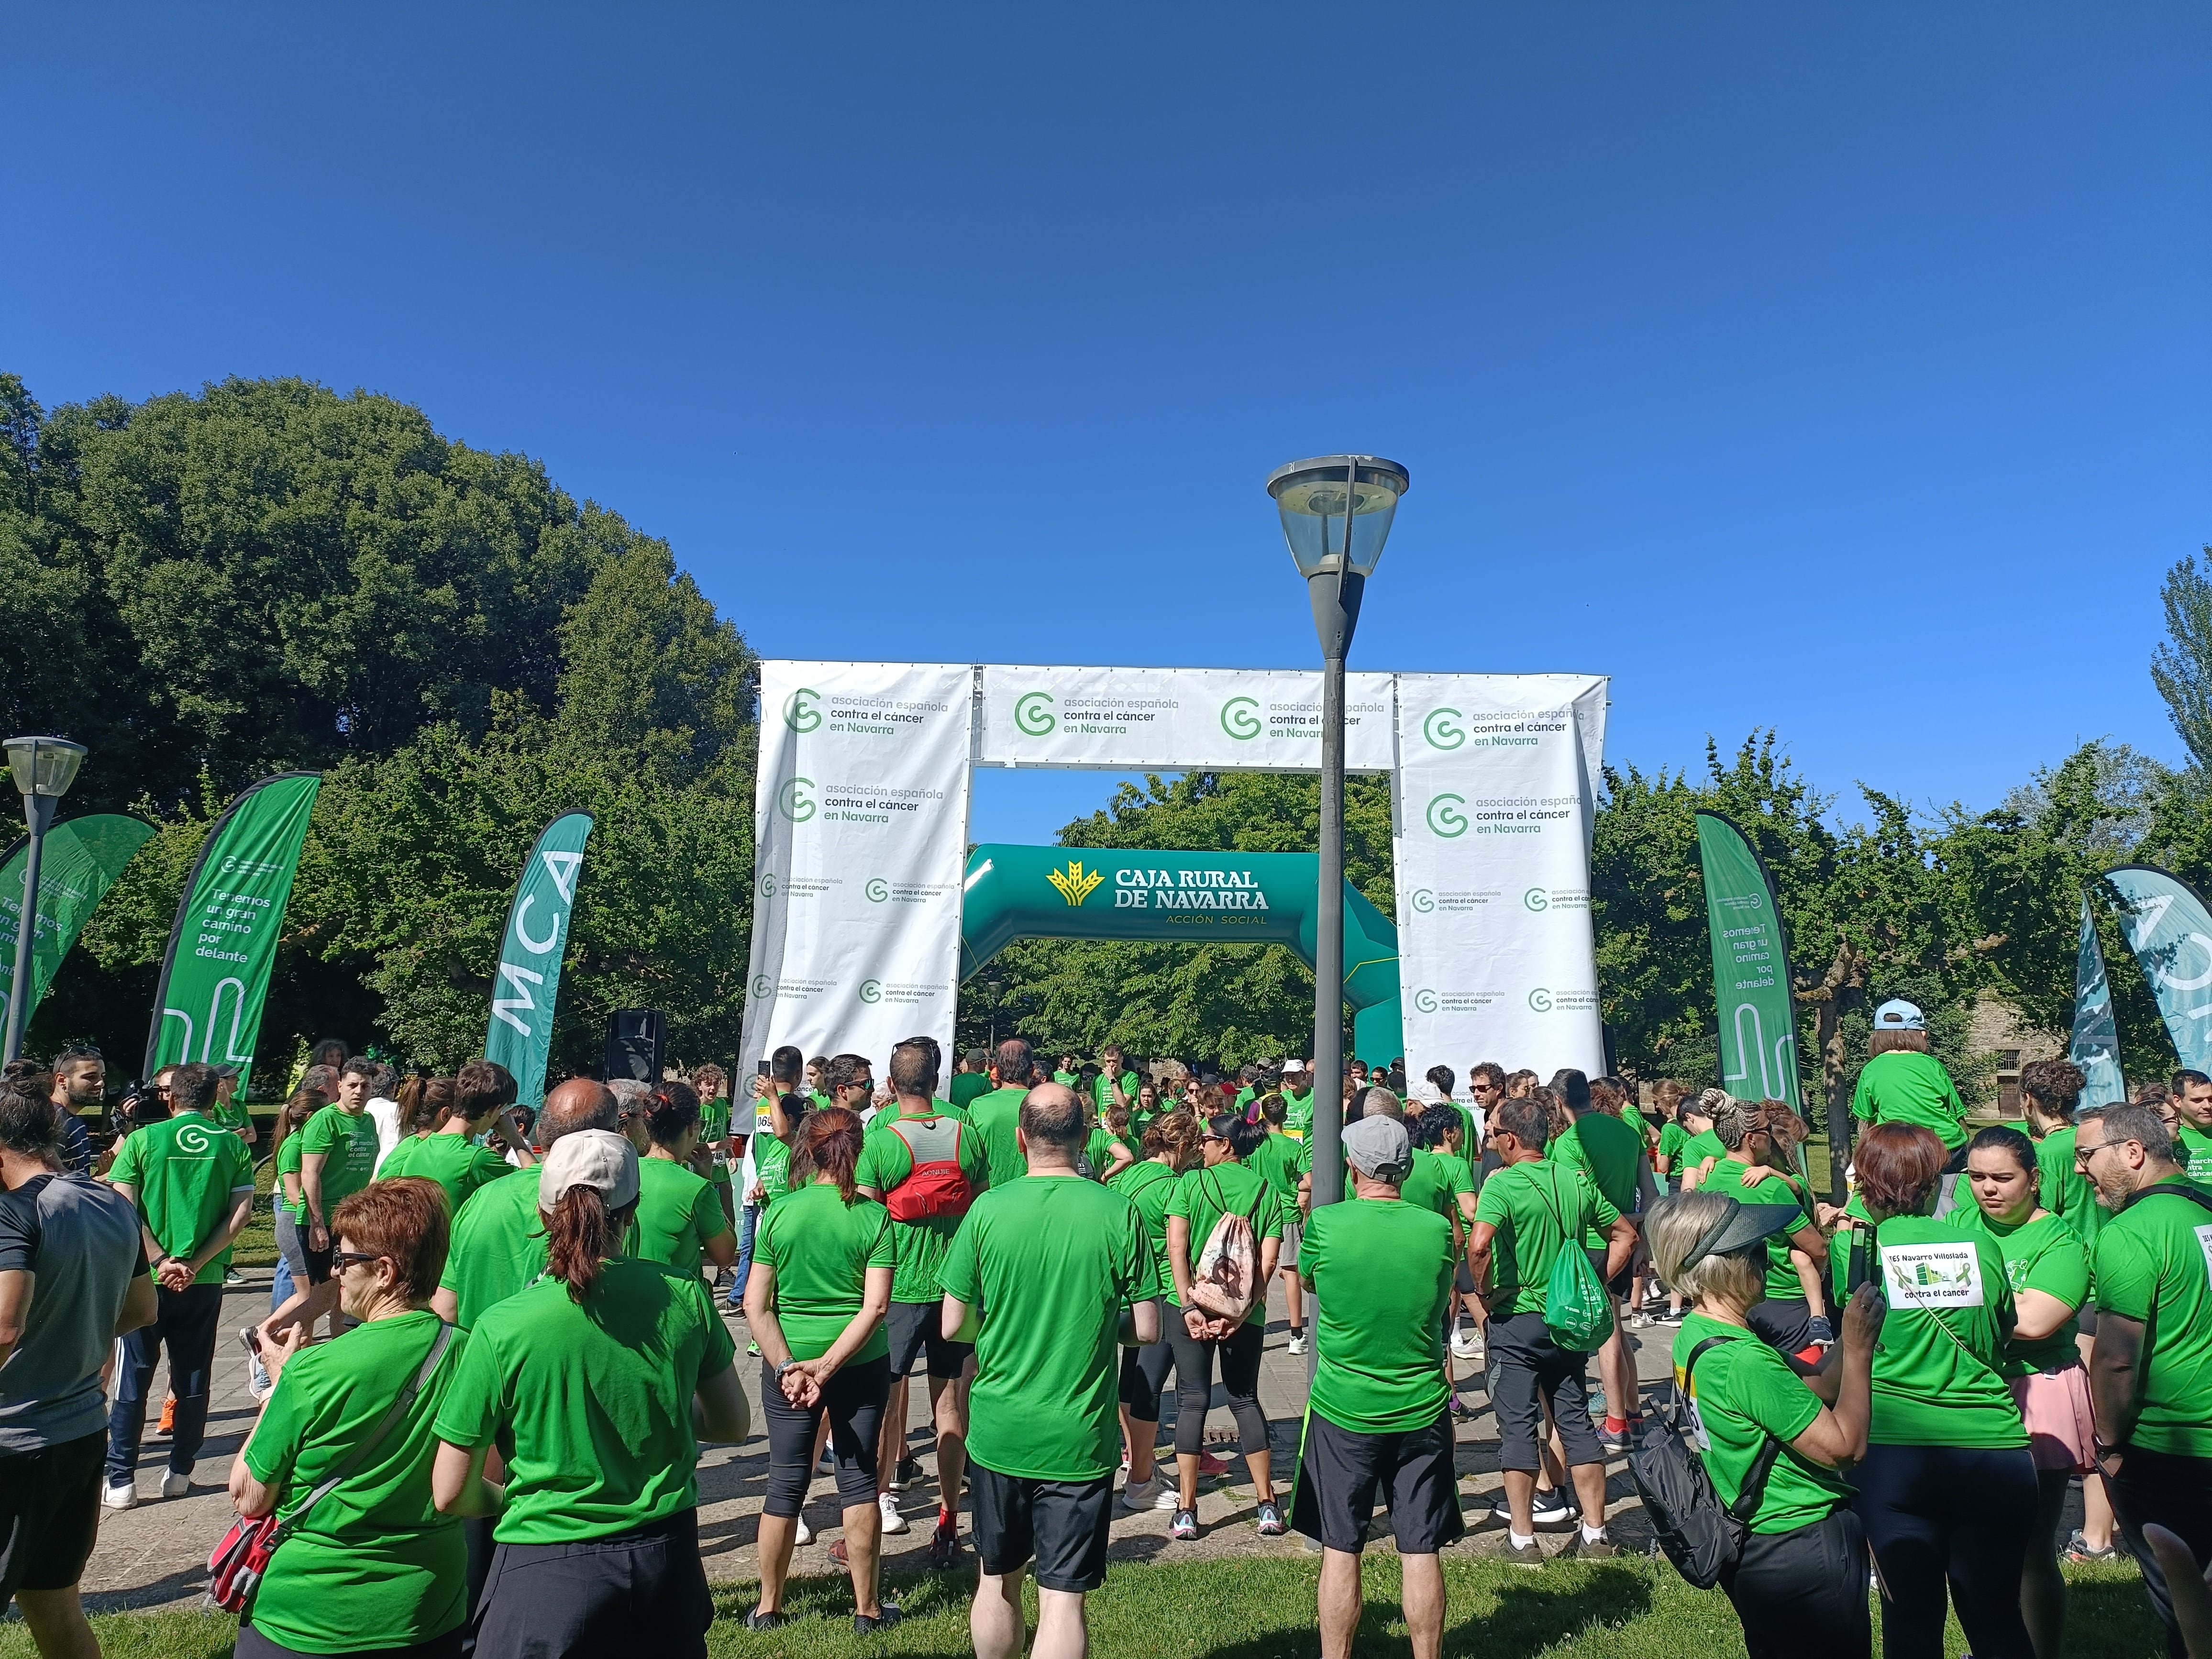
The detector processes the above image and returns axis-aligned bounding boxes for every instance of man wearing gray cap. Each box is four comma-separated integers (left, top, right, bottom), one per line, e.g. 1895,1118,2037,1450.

1291,1115,1461,1659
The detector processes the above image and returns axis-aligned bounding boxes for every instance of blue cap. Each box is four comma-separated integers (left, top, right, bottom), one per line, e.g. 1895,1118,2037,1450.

1872,998,1924,1030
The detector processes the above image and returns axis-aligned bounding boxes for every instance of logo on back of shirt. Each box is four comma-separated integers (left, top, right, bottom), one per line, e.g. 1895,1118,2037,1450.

172,1120,216,1158
1880,1242,1985,1308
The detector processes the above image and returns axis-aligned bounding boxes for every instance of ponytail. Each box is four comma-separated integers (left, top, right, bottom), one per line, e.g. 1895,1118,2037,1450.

544,1186,637,1303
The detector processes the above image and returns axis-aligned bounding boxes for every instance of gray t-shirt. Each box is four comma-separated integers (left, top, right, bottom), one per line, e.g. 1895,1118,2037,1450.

0,1173,146,1452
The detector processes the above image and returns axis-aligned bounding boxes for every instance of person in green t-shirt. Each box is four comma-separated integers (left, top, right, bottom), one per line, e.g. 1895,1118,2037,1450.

1847,1121,2035,1659
2170,1068,2212,1185
1246,1095,1312,1356
1851,1002,1969,1160
967,1039,1038,1192
104,1061,258,1502
300,1060,387,1256
228,1174,469,1656
1468,1091,1633,1559
853,1039,994,1568
1552,1072,1657,1451
1278,1060,1316,1139
745,1106,899,1632
690,1063,736,1234
1291,1115,1461,1656
210,1064,257,1150
2075,1101,2212,1655
1163,1113,1285,1540
430,1129,748,1658
1646,1187,1883,1659
1092,1045,1142,1121
1106,1108,1203,1512
1952,1124,2095,1659
631,1082,736,1278
1705,1098,1830,1371
377,1060,537,1219
940,1083,1155,1653
949,1048,994,1111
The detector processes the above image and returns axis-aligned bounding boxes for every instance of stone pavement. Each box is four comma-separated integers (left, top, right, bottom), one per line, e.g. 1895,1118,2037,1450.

79,1268,1695,1613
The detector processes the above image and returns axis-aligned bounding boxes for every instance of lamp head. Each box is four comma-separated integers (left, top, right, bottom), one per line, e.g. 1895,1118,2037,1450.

1266,455,1408,579
4,736,88,801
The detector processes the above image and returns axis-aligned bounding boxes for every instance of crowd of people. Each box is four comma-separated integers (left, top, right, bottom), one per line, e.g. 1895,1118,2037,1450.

0,997,2208,1659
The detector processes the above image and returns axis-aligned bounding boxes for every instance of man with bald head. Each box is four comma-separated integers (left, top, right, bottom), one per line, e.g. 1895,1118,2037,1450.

431,1078,616,1329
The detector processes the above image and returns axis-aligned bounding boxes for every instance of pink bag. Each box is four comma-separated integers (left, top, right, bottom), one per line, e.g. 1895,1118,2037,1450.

1188,1173,1265,1323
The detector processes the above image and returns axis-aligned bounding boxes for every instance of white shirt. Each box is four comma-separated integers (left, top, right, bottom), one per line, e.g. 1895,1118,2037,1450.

365,1097,402,1173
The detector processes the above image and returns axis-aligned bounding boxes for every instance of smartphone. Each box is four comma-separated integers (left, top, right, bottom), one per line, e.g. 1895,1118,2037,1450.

756,1060,772,1077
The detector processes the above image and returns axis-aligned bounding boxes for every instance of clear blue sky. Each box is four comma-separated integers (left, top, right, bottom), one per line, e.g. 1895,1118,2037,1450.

12,6,2207,846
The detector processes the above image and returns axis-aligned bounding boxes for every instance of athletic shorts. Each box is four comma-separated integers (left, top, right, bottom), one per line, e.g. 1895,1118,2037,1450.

1748,1296,1817,1371
1289,1408,1464,1557
1585,1246,1632,1300
274,1207,333,1287
887,1299,973,1380
1277,1217,1301,1269
969,1464,1115,1593
0,1430,105,1607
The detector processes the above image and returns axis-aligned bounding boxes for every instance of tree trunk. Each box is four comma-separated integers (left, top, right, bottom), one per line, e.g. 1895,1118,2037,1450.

1796,937,1868,1206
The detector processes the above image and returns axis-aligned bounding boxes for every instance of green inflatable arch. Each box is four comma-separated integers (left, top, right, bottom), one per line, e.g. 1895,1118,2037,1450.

960,844,1405,1065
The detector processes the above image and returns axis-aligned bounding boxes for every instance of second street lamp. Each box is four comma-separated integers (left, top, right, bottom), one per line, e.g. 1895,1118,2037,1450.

3,735,89,1063
1265,456,1407,1214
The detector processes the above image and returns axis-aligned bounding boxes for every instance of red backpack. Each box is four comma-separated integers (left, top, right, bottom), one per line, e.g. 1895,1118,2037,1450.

885,1116,975,1223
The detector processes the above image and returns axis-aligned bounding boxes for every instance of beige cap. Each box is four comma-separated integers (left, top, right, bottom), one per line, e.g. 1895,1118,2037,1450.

537,1128,640,1213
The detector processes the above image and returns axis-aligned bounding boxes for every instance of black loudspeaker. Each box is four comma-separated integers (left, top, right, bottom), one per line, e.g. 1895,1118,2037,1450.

605,1009,665,1084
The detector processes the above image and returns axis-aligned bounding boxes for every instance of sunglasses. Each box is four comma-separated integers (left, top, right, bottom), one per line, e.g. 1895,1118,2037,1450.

330,1250,388,1273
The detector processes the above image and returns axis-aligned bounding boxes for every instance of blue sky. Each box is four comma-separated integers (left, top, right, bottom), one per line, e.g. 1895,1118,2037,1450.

11,6,2207,846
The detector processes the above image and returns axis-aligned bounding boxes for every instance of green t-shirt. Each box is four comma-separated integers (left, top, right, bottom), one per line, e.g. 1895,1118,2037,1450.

437,1166,547,1330
2092,1181,2212,1457
1866,1216,2026,1448
1301,1198,1455,1433
1851,1050,1969,1151
1554,1112,1646,1245
1711,1160,1813,1303
1949,1206,2090,1377
1671,1315,1847,1536
631,1156,732,1275
244,1312,468,1652
1107,1158,1181,1300
212,1093,254,1139
109,1111,256,1284
2034,1125,2103,1253
853,1107,993,1304
377,1133,514,1217
300,1104,384,1219
1052,1070,1080,1088
1677,1128,1726,1185
431,1257,735,1543
275,1130,307,1223
949,1073,992,1110
965,1086,1029,1193
753,1181,896,1363
1164,1162,1284,1308
1092,1070,1141,1116
697,1097,732,1158
1472,1159,1620,1315
1281,1087,1314,1135
939,1176,1153,1481
754,1135,793,1206
1658,1119,1691,1173
1392,1148,1472,1228
1246,1131,1303,1206
2177,1122,2212,1187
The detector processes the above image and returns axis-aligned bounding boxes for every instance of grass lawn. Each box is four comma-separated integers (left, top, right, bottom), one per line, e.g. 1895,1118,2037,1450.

230,1150,279,1270
6,1557,2164,1659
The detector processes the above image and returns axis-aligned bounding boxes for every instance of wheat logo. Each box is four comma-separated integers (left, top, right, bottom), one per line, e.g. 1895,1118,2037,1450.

1046,860,1104,907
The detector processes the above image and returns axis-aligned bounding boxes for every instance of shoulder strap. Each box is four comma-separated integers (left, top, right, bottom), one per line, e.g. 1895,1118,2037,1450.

275,1321,454,1545
1681,1333,1786,1523
2118,1181,2212,1219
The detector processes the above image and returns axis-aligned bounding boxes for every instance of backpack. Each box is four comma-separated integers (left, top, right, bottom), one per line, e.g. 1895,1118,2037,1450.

884,1116,975,1224
1629,1334,1781,1590
1188,1170,1267,1322
1533,1166,1612,1351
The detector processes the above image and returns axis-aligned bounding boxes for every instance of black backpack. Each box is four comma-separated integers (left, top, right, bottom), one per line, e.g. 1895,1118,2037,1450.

1628,1335,1782,1590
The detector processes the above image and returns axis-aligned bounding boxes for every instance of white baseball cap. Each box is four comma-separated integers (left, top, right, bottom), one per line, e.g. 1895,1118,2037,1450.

538,1129,640,1213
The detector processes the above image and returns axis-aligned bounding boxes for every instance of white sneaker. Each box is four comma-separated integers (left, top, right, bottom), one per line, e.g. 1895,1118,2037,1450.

1119,1474,1160,1513
880,1492,909,1535
1285,1334,1308,1356
160,1469,191,1500
793,1510,814,1546
1449,1330,1481,1360
102,1479,137,1511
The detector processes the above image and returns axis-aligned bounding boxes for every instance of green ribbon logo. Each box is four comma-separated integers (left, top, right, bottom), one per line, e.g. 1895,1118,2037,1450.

1423,707,1465,750
1427,793,1468,837
1220,697,1261,740
783,688,822,732
1014,692,1056,737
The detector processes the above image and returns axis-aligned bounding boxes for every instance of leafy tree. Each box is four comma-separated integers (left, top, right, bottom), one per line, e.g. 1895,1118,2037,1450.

2152,549,2212,769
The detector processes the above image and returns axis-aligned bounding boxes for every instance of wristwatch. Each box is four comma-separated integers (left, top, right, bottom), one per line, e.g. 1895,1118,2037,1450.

2092,1435,2122,1462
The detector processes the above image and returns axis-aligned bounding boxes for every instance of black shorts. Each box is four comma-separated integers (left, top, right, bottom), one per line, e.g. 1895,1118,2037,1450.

1289,1408,1464,1556
474,1509,710,1659
0,1430,105,1607
1585,1246,1632,1301
969,1464,1114,1593
238,1626,464,1659
1748,1297,1817,1371
887,1299,973,1380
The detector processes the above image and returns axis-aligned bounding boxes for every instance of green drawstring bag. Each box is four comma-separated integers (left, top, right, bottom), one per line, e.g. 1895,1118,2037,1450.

1537,1167,1611,1352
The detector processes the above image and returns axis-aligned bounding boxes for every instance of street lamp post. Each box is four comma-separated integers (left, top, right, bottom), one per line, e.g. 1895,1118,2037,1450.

1266,457,1406,1215
3,736,89,1064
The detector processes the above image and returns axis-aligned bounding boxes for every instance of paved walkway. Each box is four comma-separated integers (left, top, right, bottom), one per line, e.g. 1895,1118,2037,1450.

79,1269,1699,1613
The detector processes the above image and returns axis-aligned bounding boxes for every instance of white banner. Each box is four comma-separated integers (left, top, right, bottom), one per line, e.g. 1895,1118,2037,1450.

741,662,974,1072
977,665,1397,773
1391,674,1609,1087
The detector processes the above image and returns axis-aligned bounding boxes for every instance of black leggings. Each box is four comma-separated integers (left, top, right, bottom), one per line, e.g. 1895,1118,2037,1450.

1851,1442,2035,1659
760,1354,890,1517
1719,1507,1872,1659
1118,1300,1174,1422
1165,1312,1267,1457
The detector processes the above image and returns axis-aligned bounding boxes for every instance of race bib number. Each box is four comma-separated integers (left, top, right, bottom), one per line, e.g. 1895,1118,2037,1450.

1678,1380,1713,1453
1881,1242,1986,1308
2195,1224,2212,1290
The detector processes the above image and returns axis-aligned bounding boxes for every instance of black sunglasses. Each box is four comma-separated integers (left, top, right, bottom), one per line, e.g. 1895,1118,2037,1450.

330,1250,388,1273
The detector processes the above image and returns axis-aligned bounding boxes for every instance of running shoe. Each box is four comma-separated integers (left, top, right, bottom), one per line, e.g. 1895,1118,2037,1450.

1449,1395,1480,1422
1496,1537,1545,1568
793,1510,814,1546
157,1395,176,1436
1596,1425,1632,1455
744,1608,786,1631
1171,1507,1200,1541
854,1604,904,1635
1255,1500,1286,1537
160,1469,190,1499
1448,1329,1482,1361
1197,1451,1233,1477
1656,1306,1686,1326
101,1480,137,1512
893,1453,923,1491
2063,1529,2119,1563
1806,1316,1835,1346
1491,1489,1578,1528
926,1515,962,1569
1119,1475,1161,1513
880,1492,909,1535
1285,1334,1308,1356
1562,1531,1618,1559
